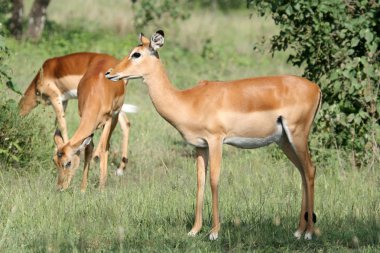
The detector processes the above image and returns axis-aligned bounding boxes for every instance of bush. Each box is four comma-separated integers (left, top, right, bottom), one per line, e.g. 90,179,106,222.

0,22,51,170
248,0,380,166
0,97,52,169
132,0,190,30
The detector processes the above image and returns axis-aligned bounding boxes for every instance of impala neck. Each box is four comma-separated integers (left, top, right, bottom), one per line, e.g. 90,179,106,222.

142,61,186,127
66,113,98,150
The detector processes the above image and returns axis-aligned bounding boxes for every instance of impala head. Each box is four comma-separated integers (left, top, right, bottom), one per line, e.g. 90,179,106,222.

105,30,165,81
19,72,40,116
53,130,91,191
19,69,48,116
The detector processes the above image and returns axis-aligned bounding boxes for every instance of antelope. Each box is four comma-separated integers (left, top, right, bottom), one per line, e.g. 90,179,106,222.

52,54,127,191
19,52,136,175
105,31,322,240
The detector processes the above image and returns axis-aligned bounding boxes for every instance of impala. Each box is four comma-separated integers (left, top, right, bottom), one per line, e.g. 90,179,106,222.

19,52,136,175
106,31,322,240
53,54,126,191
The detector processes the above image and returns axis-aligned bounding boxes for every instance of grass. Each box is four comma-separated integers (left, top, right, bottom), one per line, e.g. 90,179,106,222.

1,1,379,252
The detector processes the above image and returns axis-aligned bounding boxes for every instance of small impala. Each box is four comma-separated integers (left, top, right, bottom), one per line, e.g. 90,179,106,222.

19,52,136,175
106,31,322,240
53,55,126,191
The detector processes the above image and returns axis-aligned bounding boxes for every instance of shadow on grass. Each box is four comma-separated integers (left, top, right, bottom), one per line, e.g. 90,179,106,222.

213,216,380,251
25,213,379,252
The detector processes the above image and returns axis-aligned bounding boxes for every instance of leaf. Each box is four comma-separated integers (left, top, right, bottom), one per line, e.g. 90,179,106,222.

351,37,360,47
347,114,355,123
285,5,293,15
365,31,374,43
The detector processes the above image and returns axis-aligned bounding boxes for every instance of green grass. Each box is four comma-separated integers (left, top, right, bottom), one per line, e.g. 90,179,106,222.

1,2,379,252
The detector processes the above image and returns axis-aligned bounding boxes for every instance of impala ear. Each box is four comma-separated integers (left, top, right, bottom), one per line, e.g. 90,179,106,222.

150,30,165,51
54,129,64,147
139,33,150,45
75,135,93,153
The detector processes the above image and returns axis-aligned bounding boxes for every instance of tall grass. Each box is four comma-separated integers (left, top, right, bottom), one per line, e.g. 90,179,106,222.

1,2,379,252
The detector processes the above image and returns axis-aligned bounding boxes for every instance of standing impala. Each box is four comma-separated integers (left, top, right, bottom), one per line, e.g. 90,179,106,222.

106,31,322,240
19,52,135,175
53,55,126,191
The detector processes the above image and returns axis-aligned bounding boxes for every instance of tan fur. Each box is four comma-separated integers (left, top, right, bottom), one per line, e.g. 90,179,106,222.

53,55,126,191
19,52,131,179
106,31,321,240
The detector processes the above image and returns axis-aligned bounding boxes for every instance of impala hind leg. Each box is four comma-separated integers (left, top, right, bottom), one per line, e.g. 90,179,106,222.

51,99,69,143
93,141,101,161
115,112,131,176
188,147,209,237
279,134,316,240
80,139,94,192
208,138,223,240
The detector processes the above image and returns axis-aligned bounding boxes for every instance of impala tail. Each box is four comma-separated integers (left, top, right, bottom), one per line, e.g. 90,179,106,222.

121,104,138,113
18,72,39,116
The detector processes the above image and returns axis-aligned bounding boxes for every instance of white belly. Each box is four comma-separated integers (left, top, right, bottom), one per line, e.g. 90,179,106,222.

60,89,77,101
223,122,283,149
184,117,289,149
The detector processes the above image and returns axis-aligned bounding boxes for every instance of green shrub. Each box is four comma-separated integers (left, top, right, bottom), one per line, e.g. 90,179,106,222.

0,96,53,170
1,21,52,170
132,0,190,30
248,0,380,166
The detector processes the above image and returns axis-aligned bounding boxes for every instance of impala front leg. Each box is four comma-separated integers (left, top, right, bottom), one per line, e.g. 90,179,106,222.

98,116,118,190
81,139,94,192
208,138,223,240
98,120,112,190
188,147,209,236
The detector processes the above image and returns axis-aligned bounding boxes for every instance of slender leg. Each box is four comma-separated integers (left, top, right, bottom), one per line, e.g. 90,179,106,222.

98,116,118,190
62,100,68,112
115,112,131,176
93,141,101,161
279,134,316,240
208,138,223,240
81,139,94,192
188,147,209,236
97,120,112,190
278,138,307,239
51,98,69,143
302,149,316,240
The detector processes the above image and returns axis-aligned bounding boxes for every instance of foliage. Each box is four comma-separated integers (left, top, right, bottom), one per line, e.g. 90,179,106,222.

132,0,191,30
0,38,20,94
0,4,21,95
194,0,246,10
0,96,52,169
248,0,380,165
0,0,12,24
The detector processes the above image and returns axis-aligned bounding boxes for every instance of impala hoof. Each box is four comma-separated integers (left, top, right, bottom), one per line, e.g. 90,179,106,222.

304,232,313,240
294,230,303,239
187,230,197,237
209,232,218,241
115,168,124,176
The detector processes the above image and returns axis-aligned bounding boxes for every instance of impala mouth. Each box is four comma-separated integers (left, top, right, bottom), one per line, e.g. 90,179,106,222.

64,161,72,169
105,71,141,81
105,71,125,82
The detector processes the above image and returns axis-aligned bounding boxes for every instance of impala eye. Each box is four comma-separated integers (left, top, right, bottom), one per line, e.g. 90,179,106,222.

35,90,41,96
131,52,141,59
